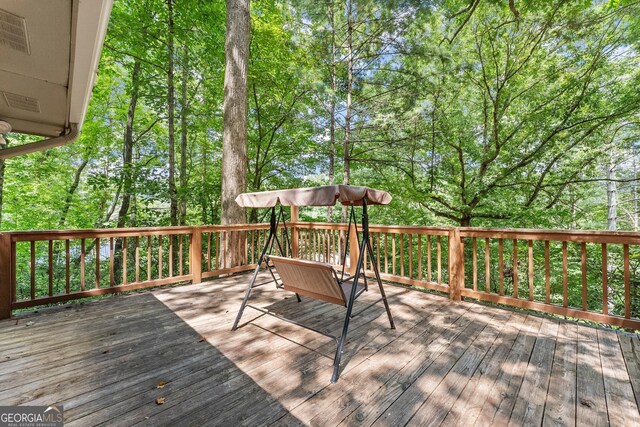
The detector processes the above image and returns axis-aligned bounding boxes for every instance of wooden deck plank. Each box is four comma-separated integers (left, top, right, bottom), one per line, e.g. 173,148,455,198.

508,318,559,426
543,322,578,427
474,314,544,426
576,325,608,426
244,294,452,427
64,288,356,420
0,271,638,426
41,300,333,419
405,310,514,426
369,305,498,427
95,283,407,426
148,288,440,427
290,300,475,427
598,328,640,426
439,311,529,426
619,334,640,411
153,303,400,426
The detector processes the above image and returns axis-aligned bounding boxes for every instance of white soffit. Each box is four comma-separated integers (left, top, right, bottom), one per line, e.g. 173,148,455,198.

0,0,113,138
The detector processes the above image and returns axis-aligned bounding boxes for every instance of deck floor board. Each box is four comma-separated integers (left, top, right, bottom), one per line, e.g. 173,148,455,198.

0,272,638,426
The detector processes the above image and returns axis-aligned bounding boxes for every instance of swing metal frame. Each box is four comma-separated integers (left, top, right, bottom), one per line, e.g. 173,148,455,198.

231,193,395,383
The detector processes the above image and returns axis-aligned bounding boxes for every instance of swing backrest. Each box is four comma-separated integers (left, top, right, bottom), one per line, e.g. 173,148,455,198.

269,256,347,306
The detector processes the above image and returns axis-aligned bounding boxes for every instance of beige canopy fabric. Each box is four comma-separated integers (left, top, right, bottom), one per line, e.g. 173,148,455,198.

235,185,391,208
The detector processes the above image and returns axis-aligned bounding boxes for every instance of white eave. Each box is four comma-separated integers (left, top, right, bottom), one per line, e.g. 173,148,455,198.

0,0,113,147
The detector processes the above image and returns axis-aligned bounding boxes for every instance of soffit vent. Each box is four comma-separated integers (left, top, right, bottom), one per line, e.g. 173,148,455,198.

0,8,30,54
3,92,40,113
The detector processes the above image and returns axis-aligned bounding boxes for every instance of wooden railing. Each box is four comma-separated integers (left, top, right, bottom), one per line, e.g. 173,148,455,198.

0,227,199,317
292,222,451,294
456,228,640,330
1,222,639,330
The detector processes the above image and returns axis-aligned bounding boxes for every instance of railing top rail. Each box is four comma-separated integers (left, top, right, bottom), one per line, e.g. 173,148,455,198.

290,222,451,235
3,223,273,242
4,222,640,244
458,227,640,244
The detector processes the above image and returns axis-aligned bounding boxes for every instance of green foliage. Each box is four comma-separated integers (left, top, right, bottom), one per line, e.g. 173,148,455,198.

1,0,639,233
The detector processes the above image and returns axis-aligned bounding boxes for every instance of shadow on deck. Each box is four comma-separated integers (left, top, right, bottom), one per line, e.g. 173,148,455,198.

1,272,639,426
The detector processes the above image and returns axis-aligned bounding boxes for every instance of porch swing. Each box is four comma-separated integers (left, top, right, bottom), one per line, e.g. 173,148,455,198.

230,185,395,383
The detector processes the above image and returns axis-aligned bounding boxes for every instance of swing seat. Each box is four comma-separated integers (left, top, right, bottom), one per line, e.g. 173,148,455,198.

269,256,366,306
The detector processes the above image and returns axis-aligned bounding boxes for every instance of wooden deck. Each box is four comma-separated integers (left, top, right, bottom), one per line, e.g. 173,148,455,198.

1,272,639,426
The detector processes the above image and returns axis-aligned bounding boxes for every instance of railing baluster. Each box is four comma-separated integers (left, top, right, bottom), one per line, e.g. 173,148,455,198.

427,235,432,282
408,234,413,279
30,241,35,300
624,244,630,319
384,233,388,274
122,237,127,285
48,240,53,296
581,242,587,311
135,236,140,283
245,230,249,264
528,240,534,301
417,235,422,281
545,241,550,304
562,241,568,307
179,234,184,276
498,238,504,296
602,243,608,316
214,232,218,270
315,230,319,261
392,234,397,276
236,231,242,266
100,237,104,293
147,236,152,281
168,235,173,277
512,239,518,299
81,238,86,291
472,237,477,291
96,238,100,289
224,231,228,269
109,238,113,286
333,230,336,264
400,234,404,277
437,235,441,284
158,235,163,279
485,238,490,293
324,230,328,263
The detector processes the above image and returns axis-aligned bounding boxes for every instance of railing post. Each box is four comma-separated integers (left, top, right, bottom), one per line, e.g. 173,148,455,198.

0,233,12,319
349,224,360,275
448,228,463,301
191,227,202,284
291,206,299,258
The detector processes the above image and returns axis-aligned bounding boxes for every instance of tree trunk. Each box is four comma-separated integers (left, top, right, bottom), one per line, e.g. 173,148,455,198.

0,140,7,227
221,0,250,226
116,60,141,229
342,0,353,223
327,0,336,223
179,45,189,226
114,60,141,282
167,0,178,227
607,160,617,231
59,158,89,227
633,154,638,231
201,136,209,224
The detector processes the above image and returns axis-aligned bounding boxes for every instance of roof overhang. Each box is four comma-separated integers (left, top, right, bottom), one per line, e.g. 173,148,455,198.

0,0,113,157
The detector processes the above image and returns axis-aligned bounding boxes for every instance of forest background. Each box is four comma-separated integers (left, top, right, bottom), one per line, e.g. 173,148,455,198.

1,0,639,233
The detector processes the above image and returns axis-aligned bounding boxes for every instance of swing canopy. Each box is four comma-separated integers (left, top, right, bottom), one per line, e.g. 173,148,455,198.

235,185,391,208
